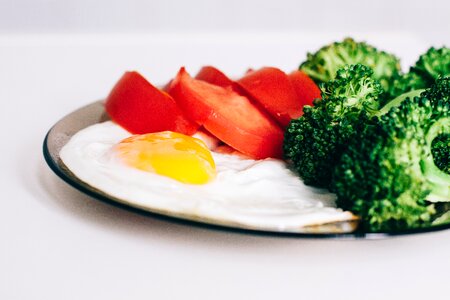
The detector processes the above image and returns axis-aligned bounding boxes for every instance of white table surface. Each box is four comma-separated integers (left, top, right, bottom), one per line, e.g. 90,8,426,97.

1,32,449,300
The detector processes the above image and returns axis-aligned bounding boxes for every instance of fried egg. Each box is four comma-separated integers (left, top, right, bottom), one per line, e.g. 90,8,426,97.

114,131,216,184
60,121,356,231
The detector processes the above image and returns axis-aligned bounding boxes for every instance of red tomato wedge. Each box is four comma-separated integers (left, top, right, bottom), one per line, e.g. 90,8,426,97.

105,71,198,135
288,70,321,108
236,67,300,128
195,66,234,88
168,68,284,159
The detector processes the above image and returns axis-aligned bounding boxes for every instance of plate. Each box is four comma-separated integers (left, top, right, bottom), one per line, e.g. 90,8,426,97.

43,101,450,239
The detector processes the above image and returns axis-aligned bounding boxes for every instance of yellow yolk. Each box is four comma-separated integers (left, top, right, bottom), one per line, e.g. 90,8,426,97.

114,131,216,184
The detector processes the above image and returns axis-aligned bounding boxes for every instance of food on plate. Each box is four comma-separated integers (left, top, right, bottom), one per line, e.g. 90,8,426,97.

195,66,234,88
114,131,216,184
58,37,449,233
284,41,450,231
236,67,304,127
287,70,321,109
421,78,450,174
377,77,450,175
197,66,321,128
105,71,198,135
59,121,356,230
284,64,385,187
332,94,450,231
433,135,450,174
168,67,284,159
299,37,401,93
388,47,450,99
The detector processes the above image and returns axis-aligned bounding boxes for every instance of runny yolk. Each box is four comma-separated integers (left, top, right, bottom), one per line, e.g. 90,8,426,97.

114,131,216,184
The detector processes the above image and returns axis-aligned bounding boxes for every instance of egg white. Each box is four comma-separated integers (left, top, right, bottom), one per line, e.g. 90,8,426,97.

60,121,356,231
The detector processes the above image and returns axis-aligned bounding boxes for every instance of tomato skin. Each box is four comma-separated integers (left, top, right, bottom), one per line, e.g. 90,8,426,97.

195,66,234,88
105,71,197,135
168,68,284,159
288,70,321,109
236,67,300,128
168,69,215,124
203,109,283,159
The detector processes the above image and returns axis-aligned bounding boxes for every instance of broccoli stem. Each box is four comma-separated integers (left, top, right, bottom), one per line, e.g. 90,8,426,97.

375,89,425,117
423,118,450,202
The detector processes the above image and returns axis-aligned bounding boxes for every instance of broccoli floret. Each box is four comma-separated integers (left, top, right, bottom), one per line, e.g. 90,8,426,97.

332,96,450,232
432,135,450,174
377,77,450,175
423,77,450,174
421,76,450,102
284,64,384,187
389,47,450,98
299,38,401,92
387,72,425,99
375,89,424,117
414,47,450,80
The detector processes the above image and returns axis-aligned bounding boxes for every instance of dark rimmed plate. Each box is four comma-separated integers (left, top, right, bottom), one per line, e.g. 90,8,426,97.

43,101,450,239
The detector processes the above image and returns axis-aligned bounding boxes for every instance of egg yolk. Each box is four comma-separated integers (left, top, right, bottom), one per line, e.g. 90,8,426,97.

114,131,216,184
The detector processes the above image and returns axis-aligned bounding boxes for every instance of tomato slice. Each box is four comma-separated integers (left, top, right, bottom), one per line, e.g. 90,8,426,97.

195,66,234,88
168,68,284,159
105,71,198,135
288,70,321,108
236,67,300,128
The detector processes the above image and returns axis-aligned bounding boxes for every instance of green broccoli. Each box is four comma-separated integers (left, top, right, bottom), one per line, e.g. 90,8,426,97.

332,96,450,232
423,77,450,174
379,77,450,174
387,72,425,100
414,47,450,81
299,38,401,92
388,47,450,98
284,64,384,187
421,76,450,102
432,136,450,174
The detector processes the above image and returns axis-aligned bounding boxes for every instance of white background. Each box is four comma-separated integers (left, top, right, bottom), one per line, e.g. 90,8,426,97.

0,0,449,45
1,1,450,300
